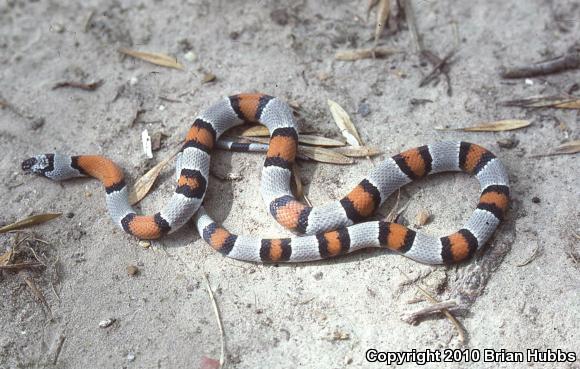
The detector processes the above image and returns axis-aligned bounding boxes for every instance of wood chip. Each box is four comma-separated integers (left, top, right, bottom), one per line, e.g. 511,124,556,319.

118,48,184,70
299,146,354,164
0,213,61,234
335,47,398,61
128,150,179,205
501,96,580,109
327,99,364,147
436,119,531,132
374,0,390,45
201,72,216,84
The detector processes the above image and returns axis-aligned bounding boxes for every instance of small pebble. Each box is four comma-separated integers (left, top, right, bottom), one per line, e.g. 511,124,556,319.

127,265,139,276
99,318,116,328
184,51,197,62
415,209,431,227
525,79,534,85
497,138,518,149
270,9,289,26
357,103,371,117
158,105,166,111
127,353,135,362
30,117,45,130
129,76,139,86
66,212,75,218
139,240,151,249
532,197,541,204
313,272,323,280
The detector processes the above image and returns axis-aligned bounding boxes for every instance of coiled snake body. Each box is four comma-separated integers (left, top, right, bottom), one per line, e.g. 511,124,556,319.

22,93,509,264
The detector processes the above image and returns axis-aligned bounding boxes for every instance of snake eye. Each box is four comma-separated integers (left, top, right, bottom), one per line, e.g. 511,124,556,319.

21,157,38,171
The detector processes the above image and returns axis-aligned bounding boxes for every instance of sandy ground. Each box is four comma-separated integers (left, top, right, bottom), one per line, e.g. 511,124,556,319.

1,0,579,368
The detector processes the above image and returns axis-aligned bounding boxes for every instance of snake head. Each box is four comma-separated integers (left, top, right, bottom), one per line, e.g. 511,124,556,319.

21,154,54,176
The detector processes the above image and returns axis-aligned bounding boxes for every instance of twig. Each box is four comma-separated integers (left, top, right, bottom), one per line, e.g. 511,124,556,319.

52,335,66,365
0,262,45,270
397,267,467,344
500,52,580,79
402,300,459,324
419,49,456,88
203,273,226,368
52,80,104,91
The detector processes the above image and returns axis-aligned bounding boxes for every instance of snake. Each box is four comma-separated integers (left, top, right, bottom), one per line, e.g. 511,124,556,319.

21,93,510,264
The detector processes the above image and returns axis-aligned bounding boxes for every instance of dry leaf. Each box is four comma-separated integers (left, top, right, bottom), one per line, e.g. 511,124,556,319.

0,213,61,234
0,249,13,266
333,146,382,157
241,127,345,147
335,47,398,61
374,0,390,45
118,48,184,70
128,150,179,205
501,96,580,109
299,146,354,164
327,99,363,147
436,119,531,132
240,125,270,137
297,135,345,147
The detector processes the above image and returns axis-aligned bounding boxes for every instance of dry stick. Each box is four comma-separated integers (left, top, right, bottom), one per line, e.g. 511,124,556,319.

203,273,226,368
52,335,66,365
402,300,458,324
501,52,580,79
397,268,467,344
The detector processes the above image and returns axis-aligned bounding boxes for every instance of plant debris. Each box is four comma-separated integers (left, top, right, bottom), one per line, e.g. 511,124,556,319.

374,0,390,45
128,150,179,205
335,47,398,61
0,213,62,234
327,99,364,147
500,51,580,78
501,95,580,109
52,80,104,91
436,119,530,132
118,48,184,70
299,146,354,164
201,72,217,84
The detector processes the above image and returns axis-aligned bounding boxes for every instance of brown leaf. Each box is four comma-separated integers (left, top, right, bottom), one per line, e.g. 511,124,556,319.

299,146,354,164
374,0,390,45
335,47,398,61
333,146,382,157
436,119,531,132
501,96,580,109
128,151,179,205
327,99,364,146
118,48,184,70
0,213,61,234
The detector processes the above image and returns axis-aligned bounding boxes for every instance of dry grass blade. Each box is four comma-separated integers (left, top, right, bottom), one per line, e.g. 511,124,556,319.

202,273,226,368
335,47,398,61
299,146,354,164
327,99,363,147
436,119,530,132
374,0,390,45
118,48,184,70
128,150,179,205
501,96,580,109
333,146,382,157
0,213,61,234
0,249,13,266
240,125,270,137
